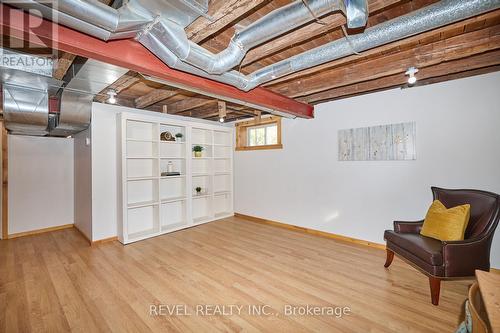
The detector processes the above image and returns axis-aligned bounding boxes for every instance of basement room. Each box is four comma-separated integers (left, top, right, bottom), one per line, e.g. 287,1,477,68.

0,0,499,332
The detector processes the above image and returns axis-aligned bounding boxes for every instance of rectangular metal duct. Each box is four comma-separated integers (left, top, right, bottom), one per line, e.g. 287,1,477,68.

50,89,93,137
2,84,49,136
51,59,128,136
0,48,61,136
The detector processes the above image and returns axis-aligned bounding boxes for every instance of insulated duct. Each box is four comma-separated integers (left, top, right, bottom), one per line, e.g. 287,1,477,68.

242,0,500,90
3,84,49,136
51,58,129,136
0,49,63,136
139,0,349,75
8,0,500,92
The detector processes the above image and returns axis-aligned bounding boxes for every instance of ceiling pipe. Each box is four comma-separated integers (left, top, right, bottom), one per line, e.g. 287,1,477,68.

242,0,500,90
139,0,500,91
8,0,500,92
10,0,147,40
148,0,349,75
53,0,150,32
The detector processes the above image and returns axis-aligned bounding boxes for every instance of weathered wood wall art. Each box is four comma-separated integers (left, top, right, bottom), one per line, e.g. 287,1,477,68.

338,122,416,161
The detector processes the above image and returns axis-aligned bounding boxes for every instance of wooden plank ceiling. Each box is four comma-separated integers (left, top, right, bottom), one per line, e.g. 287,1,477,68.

87,0,500,121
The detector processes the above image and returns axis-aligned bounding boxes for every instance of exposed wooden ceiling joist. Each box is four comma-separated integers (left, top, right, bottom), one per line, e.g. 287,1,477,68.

167,97,217,114
301,50,500,104
95,71,141,103
134,88,179,109
271,24,500,98
264,9,500,87
240,0,402,67
52,52,76,80
186,0,271,43
44,0,500,122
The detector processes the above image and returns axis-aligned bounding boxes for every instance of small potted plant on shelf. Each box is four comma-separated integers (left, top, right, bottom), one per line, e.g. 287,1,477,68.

175,133,183,142
195,187,202,195
193,145,204,158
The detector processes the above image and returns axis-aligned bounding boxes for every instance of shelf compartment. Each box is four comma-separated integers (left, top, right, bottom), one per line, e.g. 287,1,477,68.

161,200,187,230
160,177,185,201
127,179,159,206
192,158,211,175
160,159,185,176
214,130,231,146
214,174,230,193
127,141,157,158
192,128,213,145
127,120,158,141
214,192,232,217
160,124,185,144
127,204,159,239
191,143,212,158
160,141,186,158
127,158,158,178
214,145,231,159
193,196,212,222
213,159,231,174
192,175,212,197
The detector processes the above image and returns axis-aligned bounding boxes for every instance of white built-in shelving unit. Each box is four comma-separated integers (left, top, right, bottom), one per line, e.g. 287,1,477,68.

118,112,233,244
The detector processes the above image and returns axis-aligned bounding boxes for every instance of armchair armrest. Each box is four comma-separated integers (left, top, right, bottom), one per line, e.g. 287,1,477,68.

442,236,492,277
393,220,424,233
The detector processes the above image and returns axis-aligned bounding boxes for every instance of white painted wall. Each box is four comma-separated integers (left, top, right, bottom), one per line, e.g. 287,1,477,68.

234,72,500,269
8,135,74,234
91,102,233,241
74,128,92,240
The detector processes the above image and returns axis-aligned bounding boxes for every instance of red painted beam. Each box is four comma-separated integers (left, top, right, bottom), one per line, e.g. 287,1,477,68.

0,5,314,118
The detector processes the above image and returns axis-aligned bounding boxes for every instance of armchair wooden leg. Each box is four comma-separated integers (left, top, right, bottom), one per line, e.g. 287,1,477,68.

429,276,441,306
384,249,394,268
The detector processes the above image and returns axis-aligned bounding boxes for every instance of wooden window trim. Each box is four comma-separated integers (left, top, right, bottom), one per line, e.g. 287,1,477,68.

235,116,282,151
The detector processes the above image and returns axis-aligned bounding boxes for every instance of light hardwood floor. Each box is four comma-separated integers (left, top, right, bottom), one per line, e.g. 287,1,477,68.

0,216,469,332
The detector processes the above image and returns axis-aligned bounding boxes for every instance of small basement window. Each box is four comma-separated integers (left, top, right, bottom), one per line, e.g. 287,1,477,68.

235,116,282,151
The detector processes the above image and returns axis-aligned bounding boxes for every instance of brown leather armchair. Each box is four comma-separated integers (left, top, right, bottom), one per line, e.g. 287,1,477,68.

384,187,500,305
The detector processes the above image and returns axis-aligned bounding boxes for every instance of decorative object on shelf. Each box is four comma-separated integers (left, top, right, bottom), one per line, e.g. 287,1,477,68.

195,187,202,195
160,131,175,141
338,121,416,161
193,145,204,157
167,161,174,173
175,133,183,142
161,171,181,177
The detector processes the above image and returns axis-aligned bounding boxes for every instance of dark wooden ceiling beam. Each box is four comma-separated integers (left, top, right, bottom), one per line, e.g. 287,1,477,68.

134,88,179,109
300,50,500,104
270,24,500,98
186,0,271,43
265,10,500,87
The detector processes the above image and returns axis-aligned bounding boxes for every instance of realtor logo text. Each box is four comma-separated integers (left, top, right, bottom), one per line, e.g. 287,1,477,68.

150,304,351,318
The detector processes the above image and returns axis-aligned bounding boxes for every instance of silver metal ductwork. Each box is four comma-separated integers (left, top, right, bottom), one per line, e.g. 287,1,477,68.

7,0,500,92
137,0,348,75
51,58,129,136
0,50,62,136
3,84,50,136
0,48,127,136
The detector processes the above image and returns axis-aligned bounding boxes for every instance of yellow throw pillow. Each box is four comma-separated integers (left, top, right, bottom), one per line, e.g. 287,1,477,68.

420,200,470,241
